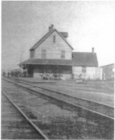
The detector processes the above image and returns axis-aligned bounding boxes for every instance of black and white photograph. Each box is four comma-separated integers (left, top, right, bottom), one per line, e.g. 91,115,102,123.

2,1,114,139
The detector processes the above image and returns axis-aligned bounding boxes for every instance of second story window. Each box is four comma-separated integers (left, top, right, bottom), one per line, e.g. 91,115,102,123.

61,50,65,59
30,50,34,58
53,35,56,43
41,49,46,58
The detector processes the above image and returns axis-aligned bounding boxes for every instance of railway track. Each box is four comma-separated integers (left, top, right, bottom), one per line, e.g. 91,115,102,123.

4,77,114,119
2,91,48,140
10,77,114,93
2,78,114,139
58,82,113,93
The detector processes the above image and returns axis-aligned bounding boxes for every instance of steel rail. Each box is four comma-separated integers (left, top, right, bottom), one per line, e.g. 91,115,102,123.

8,77,113,107
10,76,113,93
2,91,49,140
3,77,114,119
17,83,114,120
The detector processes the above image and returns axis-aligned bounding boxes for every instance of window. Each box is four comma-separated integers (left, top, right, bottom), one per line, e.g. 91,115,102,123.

61,50,65,59
53,35,56,43
82,66,86,73
42,49,46,58
30,50,34,58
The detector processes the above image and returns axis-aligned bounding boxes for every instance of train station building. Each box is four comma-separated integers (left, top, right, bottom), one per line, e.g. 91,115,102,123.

20,25,102,80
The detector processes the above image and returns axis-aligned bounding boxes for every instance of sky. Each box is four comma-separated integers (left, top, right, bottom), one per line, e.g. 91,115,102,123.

2,1,115,71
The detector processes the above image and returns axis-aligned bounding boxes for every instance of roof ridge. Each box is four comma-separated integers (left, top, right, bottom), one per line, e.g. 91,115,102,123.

30,28,73,51
30,30,54,51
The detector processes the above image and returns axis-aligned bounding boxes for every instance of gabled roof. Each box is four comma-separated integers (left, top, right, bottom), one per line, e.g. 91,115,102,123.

72,52,98,67
30,29,73,51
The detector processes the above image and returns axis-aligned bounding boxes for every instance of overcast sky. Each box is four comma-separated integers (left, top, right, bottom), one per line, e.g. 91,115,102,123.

2,1,115,71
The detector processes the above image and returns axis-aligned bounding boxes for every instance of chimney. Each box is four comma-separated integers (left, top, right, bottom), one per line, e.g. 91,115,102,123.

49,24,54,32
92,47,94,53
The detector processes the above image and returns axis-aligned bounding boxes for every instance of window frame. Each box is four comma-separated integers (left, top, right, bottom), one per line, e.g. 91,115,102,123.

30,50,34,58
41,49,46,59
61,50,65,59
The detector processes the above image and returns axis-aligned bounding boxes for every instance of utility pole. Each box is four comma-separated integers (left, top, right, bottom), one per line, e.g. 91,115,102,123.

19,50,23,77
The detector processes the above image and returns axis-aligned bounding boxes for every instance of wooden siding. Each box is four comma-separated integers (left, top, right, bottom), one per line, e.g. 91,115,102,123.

34,31,72,59
73,67,102,80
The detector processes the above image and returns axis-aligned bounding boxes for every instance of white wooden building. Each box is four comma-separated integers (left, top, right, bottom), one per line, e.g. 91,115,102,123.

72,52,102,80
20,25,101,80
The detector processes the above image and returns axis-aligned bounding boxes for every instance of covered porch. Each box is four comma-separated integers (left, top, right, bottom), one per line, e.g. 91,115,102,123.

33,65,72,80
20,59,73,80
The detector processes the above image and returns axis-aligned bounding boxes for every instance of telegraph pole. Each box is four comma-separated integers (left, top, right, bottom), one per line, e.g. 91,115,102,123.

19,50,23,77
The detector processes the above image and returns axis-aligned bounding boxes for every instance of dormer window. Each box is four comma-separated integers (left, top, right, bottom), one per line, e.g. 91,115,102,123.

53,35,56,43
